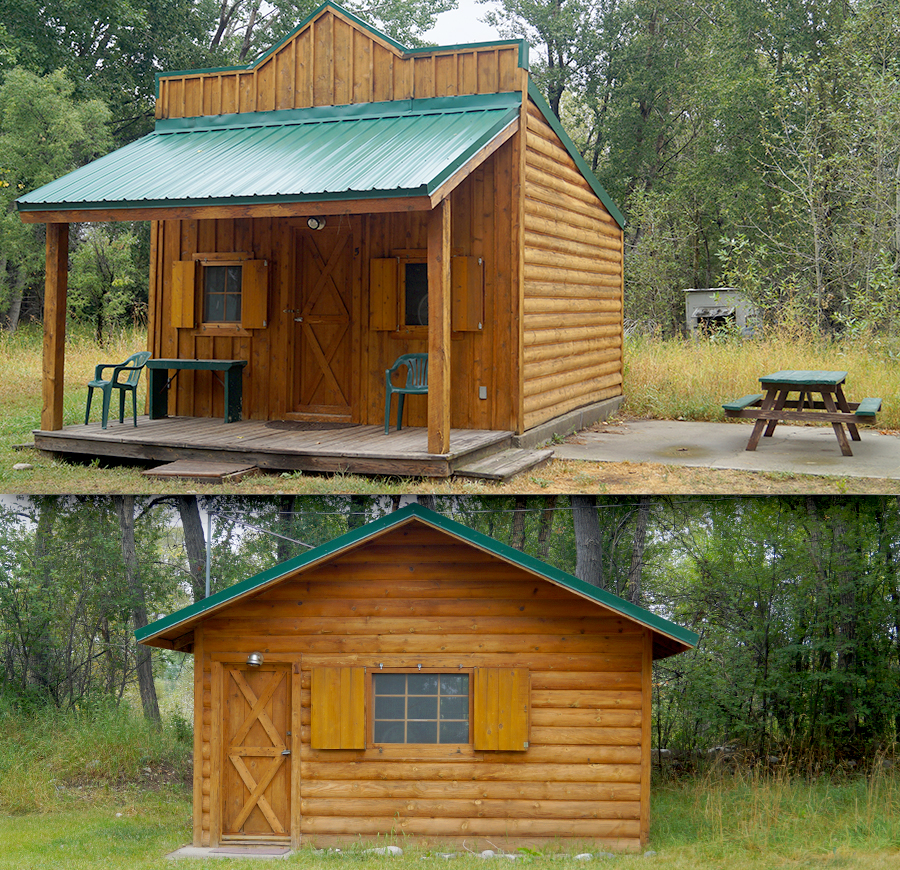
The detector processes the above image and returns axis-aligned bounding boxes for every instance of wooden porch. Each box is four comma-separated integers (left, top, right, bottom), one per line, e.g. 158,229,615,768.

31,416,518,478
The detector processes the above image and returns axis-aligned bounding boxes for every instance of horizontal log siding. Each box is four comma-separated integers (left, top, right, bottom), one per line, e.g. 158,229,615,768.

195,524,646,851
157,10,526,119
521,101,624,429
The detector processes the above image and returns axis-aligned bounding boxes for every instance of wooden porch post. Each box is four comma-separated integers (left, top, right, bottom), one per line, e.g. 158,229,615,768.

427,198,451,455
42,222,68,431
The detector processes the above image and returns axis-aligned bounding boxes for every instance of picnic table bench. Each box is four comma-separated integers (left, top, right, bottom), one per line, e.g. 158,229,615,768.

723,370,881,456
146,359,248,424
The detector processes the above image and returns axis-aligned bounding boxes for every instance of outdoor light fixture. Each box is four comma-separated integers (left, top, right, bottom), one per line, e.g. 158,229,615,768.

307,216,326,230
247,651,264,667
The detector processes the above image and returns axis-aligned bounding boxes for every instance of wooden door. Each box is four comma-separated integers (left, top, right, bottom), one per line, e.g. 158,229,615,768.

221,664,291,841
293,228,354,420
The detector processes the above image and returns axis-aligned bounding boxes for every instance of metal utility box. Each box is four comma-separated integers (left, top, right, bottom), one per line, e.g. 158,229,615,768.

684,287,756,337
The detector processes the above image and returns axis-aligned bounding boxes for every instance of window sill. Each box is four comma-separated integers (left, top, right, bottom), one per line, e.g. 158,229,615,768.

189,324,254,337
365,745,482,760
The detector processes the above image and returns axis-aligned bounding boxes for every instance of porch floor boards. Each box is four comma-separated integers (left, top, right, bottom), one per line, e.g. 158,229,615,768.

32,417,513,478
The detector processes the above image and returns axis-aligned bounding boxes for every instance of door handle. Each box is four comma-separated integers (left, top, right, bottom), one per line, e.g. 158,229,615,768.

281,749,291,756
294,316,303,322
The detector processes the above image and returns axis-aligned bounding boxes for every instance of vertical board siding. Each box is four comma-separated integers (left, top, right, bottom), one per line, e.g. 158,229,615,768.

197,523,646,850
156,10,526,119
148,148,517,430
521,100,624,429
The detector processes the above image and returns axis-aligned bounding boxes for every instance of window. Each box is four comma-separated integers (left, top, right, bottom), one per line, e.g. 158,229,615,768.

309,666,529,752
203,263,243,323
372,672,469,744
369,255,484,332
403,262,429,326
171,255,268,331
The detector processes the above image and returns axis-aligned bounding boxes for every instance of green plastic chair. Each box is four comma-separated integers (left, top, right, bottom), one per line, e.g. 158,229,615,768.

85,351,152,429
384,353,428,433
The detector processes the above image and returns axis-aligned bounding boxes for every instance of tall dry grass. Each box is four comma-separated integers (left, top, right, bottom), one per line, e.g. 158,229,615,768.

0,324,145,437
653,756,900,861
0,701,190,813
624,328,900,429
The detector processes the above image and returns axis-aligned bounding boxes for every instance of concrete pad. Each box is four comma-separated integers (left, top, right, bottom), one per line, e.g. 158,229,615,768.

554,420,900,481
167,845,292,860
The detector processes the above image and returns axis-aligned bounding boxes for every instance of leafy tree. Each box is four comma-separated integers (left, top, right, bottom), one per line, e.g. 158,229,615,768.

69,224,146,342
0,68,110,331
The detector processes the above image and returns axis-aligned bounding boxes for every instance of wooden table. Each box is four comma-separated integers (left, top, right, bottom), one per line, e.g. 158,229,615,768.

725,370,864,455
146,359,247,423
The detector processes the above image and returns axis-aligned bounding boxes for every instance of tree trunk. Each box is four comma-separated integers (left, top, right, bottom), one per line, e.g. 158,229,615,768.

115,495,161,726
572,495,604,588
537,496,558,559
276,495,297,563
177,495,207,602
510,495,527,551
29,498,59,702
625,496,650,605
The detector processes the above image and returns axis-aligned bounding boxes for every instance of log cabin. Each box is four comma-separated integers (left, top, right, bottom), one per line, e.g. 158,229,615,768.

136,504,696,852
17,2,626,474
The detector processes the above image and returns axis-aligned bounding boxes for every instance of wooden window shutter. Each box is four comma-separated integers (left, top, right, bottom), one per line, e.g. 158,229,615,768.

370,258,399,330
473,667,529,751
171,260,196,328
310,666,366,749
241,259,269,329
451,256,483,331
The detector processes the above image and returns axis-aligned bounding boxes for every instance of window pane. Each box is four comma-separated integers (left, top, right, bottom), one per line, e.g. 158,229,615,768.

440,696,468,720
374,695,405,719
440,675,468,695
408,696,437,720
405,262,428,326
203,264,242,323
224,292,241,322
439,720,469,744
374,721,405,743
407,721,438,743
373,673,406,694
407,673,438,694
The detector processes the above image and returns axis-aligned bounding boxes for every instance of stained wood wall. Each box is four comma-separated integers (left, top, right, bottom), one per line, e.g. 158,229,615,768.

148,146,521,430
521,100,624,429
192,522,651,851
156,8,526,119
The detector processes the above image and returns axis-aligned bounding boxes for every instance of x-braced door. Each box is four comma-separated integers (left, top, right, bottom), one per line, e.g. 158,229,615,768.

221,664,291,842
293,227,354,420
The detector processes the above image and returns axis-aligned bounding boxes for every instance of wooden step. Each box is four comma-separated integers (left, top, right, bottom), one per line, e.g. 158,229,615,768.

142,459,259,483
453,448,554,481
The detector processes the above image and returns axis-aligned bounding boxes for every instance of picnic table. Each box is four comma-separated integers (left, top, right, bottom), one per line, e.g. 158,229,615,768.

146,359,248,424
723,370,881,456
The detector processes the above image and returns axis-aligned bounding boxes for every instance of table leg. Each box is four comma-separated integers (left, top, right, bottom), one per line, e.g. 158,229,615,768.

834,384,861,441
224,365,243,423
148,368,169,420
747,388,777,451
820,389,853,456
763,389,789,437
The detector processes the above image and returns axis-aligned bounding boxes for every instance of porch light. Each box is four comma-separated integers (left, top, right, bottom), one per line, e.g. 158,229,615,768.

307,216,326,230
247,651,264,667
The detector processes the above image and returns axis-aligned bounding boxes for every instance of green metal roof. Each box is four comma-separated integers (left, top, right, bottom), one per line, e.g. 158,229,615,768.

135,504,697,657
16,93,521,214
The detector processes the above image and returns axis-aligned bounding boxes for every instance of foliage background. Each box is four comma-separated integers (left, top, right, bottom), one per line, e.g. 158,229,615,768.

4,0,900,339
1,495,897,765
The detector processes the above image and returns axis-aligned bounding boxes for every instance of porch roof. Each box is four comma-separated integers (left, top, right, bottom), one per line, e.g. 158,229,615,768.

15,93,521,219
